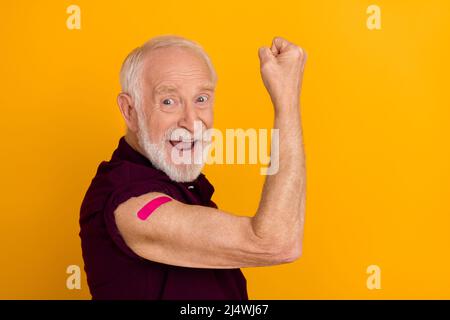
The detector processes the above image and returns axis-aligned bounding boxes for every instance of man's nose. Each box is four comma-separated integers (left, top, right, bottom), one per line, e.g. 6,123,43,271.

178,102,200,133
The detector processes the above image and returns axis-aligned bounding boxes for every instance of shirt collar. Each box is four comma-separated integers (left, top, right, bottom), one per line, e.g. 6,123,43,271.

114,136,153,167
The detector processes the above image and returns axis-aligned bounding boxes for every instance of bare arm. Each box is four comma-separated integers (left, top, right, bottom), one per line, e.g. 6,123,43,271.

115,193,292,269
252,37,307,259
115,37,307,269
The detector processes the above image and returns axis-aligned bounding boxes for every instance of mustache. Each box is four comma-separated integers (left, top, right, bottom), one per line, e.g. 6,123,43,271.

165,126,211,142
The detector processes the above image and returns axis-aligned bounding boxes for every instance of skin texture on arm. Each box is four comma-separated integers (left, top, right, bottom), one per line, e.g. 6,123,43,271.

115,192,293,269
115,36,307,269
252,37,307,260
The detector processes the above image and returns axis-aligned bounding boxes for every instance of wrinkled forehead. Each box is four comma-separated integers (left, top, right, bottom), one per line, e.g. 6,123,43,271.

141,46,215,89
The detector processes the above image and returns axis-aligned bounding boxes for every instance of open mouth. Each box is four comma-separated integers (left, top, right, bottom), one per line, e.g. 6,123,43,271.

169,139,197,151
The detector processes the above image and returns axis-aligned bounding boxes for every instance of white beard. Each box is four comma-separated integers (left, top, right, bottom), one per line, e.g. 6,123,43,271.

136,112,210,183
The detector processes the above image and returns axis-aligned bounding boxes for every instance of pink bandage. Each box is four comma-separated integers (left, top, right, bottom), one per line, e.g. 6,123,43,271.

137,196,172,220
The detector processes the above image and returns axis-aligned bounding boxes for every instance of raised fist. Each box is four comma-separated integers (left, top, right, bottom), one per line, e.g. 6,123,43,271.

258,37,307,107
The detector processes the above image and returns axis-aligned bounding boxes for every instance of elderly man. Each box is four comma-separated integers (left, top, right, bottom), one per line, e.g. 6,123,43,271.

79,35,307,300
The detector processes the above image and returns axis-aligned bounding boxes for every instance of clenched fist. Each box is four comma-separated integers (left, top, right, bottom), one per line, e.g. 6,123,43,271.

258,37,307,109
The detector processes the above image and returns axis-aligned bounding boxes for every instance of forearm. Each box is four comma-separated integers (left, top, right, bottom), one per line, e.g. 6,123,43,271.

252,96,306,256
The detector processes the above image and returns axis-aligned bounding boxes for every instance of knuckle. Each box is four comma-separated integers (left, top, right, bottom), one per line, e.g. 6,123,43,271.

291,46,302,58
293,46,306,61
273,36,284,42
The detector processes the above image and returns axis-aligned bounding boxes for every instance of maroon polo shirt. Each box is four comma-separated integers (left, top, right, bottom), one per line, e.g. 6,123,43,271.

79,136,248,300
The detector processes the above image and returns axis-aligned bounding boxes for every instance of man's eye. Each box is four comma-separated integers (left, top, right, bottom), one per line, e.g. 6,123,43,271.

162,98,175,105
196,95,208,103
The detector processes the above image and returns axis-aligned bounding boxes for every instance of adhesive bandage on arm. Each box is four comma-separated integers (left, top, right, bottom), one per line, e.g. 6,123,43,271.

137,196,172,221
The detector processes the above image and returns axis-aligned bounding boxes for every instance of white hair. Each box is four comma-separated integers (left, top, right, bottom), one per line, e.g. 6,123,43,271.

119,35,215,182
119,35,217,110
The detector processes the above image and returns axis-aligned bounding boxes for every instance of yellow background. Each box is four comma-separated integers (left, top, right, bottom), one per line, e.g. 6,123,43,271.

1,0,449,299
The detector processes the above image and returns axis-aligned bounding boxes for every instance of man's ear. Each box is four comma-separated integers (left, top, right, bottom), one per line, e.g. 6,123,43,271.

117,92,139,132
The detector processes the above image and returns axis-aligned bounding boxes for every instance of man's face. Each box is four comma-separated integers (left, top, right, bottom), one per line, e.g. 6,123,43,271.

136,46,215,182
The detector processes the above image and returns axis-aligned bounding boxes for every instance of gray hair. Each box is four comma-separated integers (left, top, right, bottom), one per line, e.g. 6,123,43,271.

119,35,217,110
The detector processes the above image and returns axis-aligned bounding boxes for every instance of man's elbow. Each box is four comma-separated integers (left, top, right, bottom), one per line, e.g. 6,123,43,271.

248,225,302,266
275,241,302,264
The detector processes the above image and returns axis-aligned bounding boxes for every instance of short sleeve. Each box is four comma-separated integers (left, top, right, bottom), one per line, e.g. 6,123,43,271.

103,179,173,260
